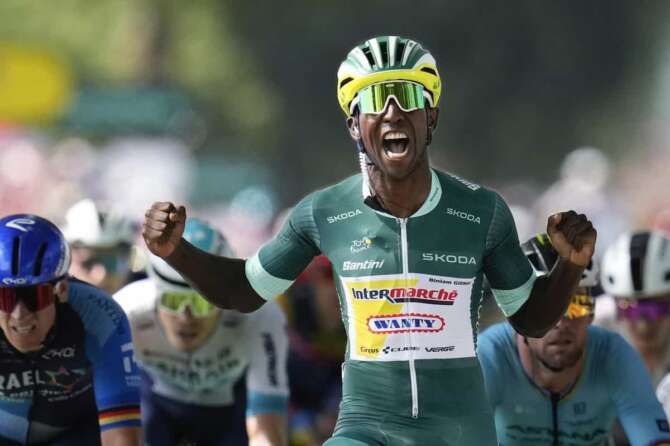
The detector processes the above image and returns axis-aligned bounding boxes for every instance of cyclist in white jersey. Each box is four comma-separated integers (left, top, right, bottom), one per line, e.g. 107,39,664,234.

115,218,289,446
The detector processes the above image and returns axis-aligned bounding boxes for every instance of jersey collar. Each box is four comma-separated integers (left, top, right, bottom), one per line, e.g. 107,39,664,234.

364,169,442,219
412,169,442,218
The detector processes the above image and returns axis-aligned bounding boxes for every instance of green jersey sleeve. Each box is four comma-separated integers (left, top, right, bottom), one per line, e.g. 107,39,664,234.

483,192,535,317
245,193,321,300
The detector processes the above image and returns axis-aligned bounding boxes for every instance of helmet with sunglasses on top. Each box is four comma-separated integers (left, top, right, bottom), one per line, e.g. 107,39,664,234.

147,218,232,316
0,214,71,313
337,36,442,117
522,233,598,319
62,199,136,249
601,230,670,299
601,230,670,321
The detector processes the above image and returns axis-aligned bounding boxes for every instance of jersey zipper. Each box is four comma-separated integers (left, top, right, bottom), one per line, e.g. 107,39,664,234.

550,392,560,446
398,217,419,418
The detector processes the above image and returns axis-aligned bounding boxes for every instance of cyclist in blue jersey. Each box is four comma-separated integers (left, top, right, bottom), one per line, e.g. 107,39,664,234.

478,234,670,446
0,214,142,445
115,218,289,446
142,36,597,445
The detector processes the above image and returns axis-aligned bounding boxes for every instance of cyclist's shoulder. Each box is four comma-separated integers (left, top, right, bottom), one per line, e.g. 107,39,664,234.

435,169,501,209
308,173,362,208
113,278,156,317
478,322,515,352
66,278,130,342
587,325,635,360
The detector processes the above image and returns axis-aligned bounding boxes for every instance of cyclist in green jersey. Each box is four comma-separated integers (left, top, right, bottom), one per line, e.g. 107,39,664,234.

142,36,596,445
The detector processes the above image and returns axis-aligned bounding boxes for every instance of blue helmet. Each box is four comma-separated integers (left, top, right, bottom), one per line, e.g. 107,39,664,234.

0,215,71,287
147,218,233,291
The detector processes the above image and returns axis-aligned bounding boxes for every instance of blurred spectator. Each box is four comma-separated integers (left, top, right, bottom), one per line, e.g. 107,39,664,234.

653,208,670,235
533,147,629,259
62,199,140,294
97,137,196,218
277,256,346,446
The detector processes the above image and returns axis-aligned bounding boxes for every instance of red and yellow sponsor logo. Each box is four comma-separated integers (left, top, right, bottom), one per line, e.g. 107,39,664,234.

366,313,445,334
342,274,476,361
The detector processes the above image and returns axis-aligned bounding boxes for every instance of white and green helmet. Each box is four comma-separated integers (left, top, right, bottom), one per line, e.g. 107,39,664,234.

337,36,442,117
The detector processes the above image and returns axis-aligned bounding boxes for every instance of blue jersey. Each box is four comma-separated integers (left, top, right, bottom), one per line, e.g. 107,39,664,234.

0,279,141,444
478,323,670,446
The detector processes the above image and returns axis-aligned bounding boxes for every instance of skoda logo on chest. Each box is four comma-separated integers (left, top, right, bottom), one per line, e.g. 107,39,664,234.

326,209,363,224
422,253,477,265
446,208,480,224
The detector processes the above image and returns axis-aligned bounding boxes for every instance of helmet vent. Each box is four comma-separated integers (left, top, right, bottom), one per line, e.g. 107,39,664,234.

665,271,670,282
33,243,48,276
98,212,106,229
11,237,20,276
361,46,376,67
379,41,389,66
396,40,407,64
608,275,615,285
339,77,353,88
630,232,649,292
421,67,437,76
631,257,643,292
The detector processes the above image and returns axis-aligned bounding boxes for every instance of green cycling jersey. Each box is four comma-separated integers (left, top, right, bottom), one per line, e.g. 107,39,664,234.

246,168,535,445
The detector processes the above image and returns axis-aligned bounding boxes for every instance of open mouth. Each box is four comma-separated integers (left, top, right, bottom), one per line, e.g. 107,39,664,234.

11,324,36,335
382,131,410,159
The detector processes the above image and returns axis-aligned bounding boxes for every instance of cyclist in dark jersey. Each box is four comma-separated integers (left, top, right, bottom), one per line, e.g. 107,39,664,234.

0,214,141,445
142,36,596,445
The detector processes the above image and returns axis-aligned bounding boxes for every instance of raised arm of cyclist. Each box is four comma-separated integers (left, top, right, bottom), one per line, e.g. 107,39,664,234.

143,202,594,337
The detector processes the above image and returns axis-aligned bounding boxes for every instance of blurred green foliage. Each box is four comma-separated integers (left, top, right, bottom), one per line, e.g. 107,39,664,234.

1,0,669,204
0,0,280,148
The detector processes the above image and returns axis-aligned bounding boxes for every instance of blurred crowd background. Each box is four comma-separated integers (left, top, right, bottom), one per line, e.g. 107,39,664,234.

3,1,670,444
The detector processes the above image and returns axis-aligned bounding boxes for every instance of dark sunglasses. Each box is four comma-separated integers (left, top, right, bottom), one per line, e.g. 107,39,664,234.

0,282,58,313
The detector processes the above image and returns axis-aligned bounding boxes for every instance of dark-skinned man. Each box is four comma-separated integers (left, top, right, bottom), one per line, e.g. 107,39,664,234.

143,36,596,445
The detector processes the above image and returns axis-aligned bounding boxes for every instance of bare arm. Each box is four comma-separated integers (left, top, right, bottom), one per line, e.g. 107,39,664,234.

101,427,142,446
508,211,596,338
166,238,265,312
246,414,288,446
508,258,583,337
143,202,265,313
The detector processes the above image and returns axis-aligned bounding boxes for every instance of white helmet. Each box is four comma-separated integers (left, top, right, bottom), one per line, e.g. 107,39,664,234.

601,230,670,298
62,199,137,248
147,218,233,292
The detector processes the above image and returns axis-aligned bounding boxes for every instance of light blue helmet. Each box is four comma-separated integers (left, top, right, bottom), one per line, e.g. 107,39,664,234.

147,218,233,291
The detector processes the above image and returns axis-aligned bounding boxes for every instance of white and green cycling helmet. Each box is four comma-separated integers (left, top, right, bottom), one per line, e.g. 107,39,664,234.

147,218,233,292
337,36,442,117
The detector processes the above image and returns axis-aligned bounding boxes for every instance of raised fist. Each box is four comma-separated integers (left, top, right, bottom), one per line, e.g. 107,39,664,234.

546,210,597,267
142,202,187,259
